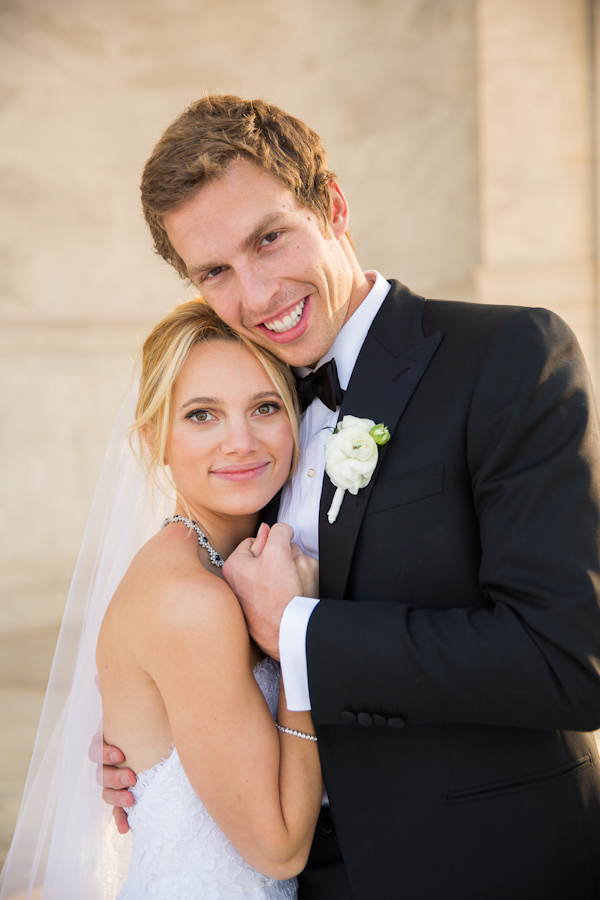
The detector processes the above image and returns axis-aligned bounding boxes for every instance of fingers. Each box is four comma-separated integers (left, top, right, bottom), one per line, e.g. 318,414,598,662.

290,542,303,561
267,522,294,544
249,521,270,557
228,522,271,564
229,524,294,569
103,785,135,809
102,763,136,791
113,806,131,835
103,741,126,766
88,729,103,765
258,522,295,561
294,554,319,598
290,543,317,570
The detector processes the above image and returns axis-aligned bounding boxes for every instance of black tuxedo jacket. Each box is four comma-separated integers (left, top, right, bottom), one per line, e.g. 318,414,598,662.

301,281,600,899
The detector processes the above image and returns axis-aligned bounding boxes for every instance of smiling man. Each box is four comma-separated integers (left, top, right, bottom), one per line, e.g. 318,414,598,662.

162,159,364,369
103,96,600,899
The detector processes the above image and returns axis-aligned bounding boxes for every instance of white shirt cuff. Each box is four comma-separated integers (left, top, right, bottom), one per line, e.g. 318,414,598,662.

279,595,319,711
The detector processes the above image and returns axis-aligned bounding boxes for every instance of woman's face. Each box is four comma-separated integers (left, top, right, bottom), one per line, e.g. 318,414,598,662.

165,339,294,521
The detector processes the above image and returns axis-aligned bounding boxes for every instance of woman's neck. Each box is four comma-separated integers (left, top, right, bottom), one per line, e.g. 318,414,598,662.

173,503,259,562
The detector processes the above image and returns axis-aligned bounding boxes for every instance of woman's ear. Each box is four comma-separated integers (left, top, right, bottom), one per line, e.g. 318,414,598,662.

142,424,166,463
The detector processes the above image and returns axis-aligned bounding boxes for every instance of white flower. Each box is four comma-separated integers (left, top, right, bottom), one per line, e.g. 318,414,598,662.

324,416,385,524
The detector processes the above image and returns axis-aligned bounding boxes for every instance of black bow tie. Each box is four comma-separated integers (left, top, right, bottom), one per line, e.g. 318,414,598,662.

295,358,344,412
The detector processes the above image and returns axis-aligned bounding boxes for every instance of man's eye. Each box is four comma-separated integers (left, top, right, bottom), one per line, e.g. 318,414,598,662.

203,266,226,281
260,232,280,247
186,409,215,423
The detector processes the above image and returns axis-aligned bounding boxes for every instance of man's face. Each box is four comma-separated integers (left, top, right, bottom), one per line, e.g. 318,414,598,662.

163,159,357,368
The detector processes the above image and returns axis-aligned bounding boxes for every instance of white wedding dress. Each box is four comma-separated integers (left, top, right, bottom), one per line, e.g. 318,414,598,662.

116,657,298,900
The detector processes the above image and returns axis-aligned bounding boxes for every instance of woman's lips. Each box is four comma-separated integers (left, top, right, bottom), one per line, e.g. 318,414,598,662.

211,462,271,482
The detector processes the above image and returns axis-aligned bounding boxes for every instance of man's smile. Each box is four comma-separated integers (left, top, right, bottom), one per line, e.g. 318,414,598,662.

263,298,306,333
255,296,311,343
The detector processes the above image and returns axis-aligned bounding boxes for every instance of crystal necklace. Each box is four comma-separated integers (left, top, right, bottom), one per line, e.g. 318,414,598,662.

161,515,225,568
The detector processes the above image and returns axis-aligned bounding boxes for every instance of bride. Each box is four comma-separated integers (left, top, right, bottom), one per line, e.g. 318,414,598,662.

0,299,321,899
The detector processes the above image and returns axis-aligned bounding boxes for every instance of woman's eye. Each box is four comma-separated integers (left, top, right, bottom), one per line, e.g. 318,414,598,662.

186,409,215,423
254,402,280,416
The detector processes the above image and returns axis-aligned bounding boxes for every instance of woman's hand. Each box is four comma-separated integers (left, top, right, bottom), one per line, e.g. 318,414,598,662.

224,523,319,659
290,543,319,599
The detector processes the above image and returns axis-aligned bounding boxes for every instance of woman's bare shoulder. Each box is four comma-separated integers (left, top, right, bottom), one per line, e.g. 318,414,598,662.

106,526,246,650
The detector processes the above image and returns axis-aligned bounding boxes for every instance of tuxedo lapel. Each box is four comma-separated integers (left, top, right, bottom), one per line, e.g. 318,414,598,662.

318,282,443,599
260,493,281,527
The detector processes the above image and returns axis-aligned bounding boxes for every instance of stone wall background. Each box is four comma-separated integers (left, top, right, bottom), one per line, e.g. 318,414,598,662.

0,0,597,626
0,0,599,874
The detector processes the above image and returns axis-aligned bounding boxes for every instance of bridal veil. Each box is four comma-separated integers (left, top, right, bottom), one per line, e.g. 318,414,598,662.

0,387,174,900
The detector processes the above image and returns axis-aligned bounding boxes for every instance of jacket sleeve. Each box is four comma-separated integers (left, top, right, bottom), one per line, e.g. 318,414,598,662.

307,308,600,732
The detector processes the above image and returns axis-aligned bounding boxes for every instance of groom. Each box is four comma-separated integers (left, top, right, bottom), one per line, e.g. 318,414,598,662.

104,96,600,899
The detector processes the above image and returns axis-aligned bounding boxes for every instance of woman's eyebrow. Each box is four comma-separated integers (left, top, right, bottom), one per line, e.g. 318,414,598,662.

178,390,281,413
179,396,217,411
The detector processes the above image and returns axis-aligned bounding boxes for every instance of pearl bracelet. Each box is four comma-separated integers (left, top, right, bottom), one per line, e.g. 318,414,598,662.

275,722,318,742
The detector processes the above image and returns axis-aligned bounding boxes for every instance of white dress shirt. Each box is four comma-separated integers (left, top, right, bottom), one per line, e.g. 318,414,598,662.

278,271,391,710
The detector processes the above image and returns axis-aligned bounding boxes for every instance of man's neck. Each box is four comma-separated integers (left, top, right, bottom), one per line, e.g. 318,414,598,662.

341,267,375,328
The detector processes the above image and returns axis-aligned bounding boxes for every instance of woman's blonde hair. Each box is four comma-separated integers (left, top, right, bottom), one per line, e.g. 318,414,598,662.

132,299,300,488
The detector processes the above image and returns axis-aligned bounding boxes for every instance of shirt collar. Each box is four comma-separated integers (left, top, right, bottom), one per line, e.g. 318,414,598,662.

294,271,390,390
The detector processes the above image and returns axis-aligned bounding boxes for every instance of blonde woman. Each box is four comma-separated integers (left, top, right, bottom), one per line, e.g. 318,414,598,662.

0,300,321,900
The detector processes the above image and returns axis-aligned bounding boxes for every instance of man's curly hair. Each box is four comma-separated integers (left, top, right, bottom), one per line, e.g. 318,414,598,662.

140,95,337,279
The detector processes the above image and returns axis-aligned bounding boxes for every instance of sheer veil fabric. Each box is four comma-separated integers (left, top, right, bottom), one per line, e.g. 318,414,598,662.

0,387,174,900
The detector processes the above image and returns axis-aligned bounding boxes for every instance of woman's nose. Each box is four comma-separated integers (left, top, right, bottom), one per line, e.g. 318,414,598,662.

220,419,259,454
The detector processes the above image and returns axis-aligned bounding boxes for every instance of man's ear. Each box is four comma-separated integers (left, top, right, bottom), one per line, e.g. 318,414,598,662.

327,179,350,239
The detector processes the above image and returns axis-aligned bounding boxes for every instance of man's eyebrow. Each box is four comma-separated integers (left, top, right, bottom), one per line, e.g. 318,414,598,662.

186,214,287,280
241,213,284,252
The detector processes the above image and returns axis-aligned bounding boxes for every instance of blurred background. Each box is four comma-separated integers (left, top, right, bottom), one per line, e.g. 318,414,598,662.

1,0,598,868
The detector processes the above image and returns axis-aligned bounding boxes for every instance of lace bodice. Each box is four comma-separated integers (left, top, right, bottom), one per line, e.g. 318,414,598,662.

117,657,297,900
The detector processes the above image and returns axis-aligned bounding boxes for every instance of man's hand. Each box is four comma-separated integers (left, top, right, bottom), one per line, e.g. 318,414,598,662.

100,740,136,834
223,523,318,659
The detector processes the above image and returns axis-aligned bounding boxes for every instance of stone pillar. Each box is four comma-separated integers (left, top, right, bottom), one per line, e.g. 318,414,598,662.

594,0,600,377
475,0,598,374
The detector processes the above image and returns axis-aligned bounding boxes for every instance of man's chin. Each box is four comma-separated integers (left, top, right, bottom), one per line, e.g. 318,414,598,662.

245,327,313,366
256,317,309,347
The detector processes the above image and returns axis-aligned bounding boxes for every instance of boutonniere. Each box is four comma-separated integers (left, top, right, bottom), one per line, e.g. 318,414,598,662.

324,416,391,523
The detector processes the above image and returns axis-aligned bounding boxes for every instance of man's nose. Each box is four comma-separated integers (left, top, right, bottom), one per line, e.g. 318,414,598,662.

237,264,279,317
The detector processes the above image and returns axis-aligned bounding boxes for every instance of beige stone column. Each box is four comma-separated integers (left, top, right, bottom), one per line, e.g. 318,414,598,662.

475,0,598,374
594,0,600,378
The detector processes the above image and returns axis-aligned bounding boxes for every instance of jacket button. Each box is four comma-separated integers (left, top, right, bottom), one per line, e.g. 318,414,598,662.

372,714,387,727
388,716,405,729
357,712,373,727
340,710,357,725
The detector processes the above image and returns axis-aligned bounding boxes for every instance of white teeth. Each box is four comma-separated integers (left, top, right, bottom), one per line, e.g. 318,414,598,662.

264,299,305,333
